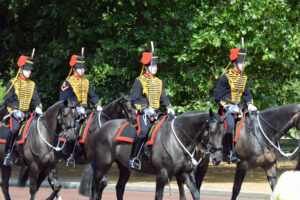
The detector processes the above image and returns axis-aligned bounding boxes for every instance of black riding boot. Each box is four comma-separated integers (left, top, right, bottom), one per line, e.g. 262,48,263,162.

3,131,16,166
129,136,144,170
226,133,239,164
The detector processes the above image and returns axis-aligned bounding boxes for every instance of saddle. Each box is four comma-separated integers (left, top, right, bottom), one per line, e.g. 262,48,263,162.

115,115,169,145
0,113,35,145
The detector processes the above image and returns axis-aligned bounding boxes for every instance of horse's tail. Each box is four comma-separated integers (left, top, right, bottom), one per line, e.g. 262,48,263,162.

78,163,93,196
18,166,30,187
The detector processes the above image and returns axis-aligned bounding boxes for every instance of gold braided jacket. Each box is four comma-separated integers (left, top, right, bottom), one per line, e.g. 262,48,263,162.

10,77,35,112
66,75,89,106
137,74,163,110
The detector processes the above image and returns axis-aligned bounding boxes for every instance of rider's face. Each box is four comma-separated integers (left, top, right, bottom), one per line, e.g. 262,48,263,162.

236,61,245,72
22,69,31,79
146,64,158,75
74,67,85,76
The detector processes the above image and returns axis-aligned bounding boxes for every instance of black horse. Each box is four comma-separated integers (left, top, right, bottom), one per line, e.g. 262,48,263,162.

194,104,300,200
0,100,78,200
80,110,227,200
18,95,136,199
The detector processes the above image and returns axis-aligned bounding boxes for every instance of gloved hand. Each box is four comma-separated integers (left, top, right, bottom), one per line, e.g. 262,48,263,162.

96,105,103,112
12,110,25,120
226,105,240,114
143,107,155,117
248,104,257,112
35,107,43,115
167,107,175,116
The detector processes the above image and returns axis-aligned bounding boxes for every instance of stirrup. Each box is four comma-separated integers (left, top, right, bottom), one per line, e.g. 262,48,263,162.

227,152,240,164
66,154,75,168
129,157,141,170
3,153,12,166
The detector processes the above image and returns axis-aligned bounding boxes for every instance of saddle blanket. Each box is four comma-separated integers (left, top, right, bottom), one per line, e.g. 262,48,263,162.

115,115,168,145
234,111,248,143
0,113,34,144
59,112,94,144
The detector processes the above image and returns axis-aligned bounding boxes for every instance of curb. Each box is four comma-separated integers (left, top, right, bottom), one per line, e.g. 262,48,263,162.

9,180,271,199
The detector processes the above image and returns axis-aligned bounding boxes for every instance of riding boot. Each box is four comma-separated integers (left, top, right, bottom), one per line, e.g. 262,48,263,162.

3,131,16,166
129,136,144,170
226,133,239,164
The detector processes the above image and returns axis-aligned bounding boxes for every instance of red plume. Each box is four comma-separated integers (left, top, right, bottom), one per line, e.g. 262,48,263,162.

141,52,152,65
17,55,29,67
229,48,240,61
69,55,79,67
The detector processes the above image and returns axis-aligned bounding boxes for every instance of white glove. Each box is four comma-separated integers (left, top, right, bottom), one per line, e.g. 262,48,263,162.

226,105,240,114
96,105,103,112
143,107,155,117
248,104,257,112
35,107,43,115
167,107,175,116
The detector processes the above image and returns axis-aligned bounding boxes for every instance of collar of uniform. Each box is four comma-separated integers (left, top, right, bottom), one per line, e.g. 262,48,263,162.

18,75,28,81
145,72,154,78
232,68,241,74
73,74,82,79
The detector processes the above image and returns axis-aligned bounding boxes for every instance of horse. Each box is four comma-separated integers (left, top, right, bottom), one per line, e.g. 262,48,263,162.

0,100,79,200
80,109,227,200
18,95,136,199
194,104,300,200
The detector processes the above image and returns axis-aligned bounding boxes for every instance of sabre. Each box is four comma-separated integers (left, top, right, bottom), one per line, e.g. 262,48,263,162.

235,37,246,106
31,48,35,58
149,41,154,107
81,47,84,56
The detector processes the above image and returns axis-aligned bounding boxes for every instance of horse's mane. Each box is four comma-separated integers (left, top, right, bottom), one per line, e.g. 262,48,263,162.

261,104,300,115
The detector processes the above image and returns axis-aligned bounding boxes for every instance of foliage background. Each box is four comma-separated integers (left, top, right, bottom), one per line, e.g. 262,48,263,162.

0,0,299,112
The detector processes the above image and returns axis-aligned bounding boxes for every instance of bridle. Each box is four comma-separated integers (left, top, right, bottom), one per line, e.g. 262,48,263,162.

204,116,223,154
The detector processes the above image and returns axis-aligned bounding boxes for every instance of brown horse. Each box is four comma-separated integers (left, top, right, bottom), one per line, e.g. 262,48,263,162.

194,104,300,200
0,100,79,200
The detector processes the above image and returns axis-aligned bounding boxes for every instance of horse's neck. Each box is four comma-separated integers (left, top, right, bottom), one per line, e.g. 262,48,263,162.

40,105,60,136
101,100,122,121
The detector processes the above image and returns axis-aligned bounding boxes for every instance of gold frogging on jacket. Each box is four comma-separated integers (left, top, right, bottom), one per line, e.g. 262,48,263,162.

137,74,162,110
12,78,35,112
67,76,89,106
225,70,247,104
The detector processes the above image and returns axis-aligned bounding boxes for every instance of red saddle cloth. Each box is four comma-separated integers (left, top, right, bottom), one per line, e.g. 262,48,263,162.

59,112,94,144
0,113,34,144
115,115,168,146
234,111,248,143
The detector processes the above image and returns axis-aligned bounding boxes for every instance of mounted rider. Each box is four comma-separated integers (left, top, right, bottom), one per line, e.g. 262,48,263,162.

129,50,175,170
214,48,257,164
3,54,43,166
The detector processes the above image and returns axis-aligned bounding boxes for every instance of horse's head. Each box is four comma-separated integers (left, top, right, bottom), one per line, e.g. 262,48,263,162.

118,94,136,121
57,100,79,142
205,109,228,166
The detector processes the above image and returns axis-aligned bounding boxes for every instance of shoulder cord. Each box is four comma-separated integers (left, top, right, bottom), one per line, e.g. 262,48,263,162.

171,117,204,166
37,117,66,151
257,112,298,157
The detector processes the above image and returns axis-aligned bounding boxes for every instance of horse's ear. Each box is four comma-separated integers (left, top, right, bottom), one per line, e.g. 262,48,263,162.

63,100,68,107
119,92,128,100
209,109,213,118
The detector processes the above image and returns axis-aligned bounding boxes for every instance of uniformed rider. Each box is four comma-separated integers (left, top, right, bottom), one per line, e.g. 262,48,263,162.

129,52,175,170
214,48,257,164
59,55,102,113
3,55,43,166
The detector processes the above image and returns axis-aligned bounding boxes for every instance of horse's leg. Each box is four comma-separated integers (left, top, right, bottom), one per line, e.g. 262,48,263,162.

194,156,209,189
29,166,39,200
175,174,187,200
263,162,277,191
115,162,131,200
185,172,200,200
155,169,169,200
231,161,248,200
46,168,61,200
1,166,12,200
18,165,30,187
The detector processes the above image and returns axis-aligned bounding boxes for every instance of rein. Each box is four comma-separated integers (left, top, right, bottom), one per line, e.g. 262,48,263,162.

171,116,209,165
257,111,299,157
37,117,66,151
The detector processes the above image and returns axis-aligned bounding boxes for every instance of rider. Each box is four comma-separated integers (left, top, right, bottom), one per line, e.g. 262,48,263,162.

214,48,257,164
129,51,175,170
59,55,102,113
3,55,43,166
